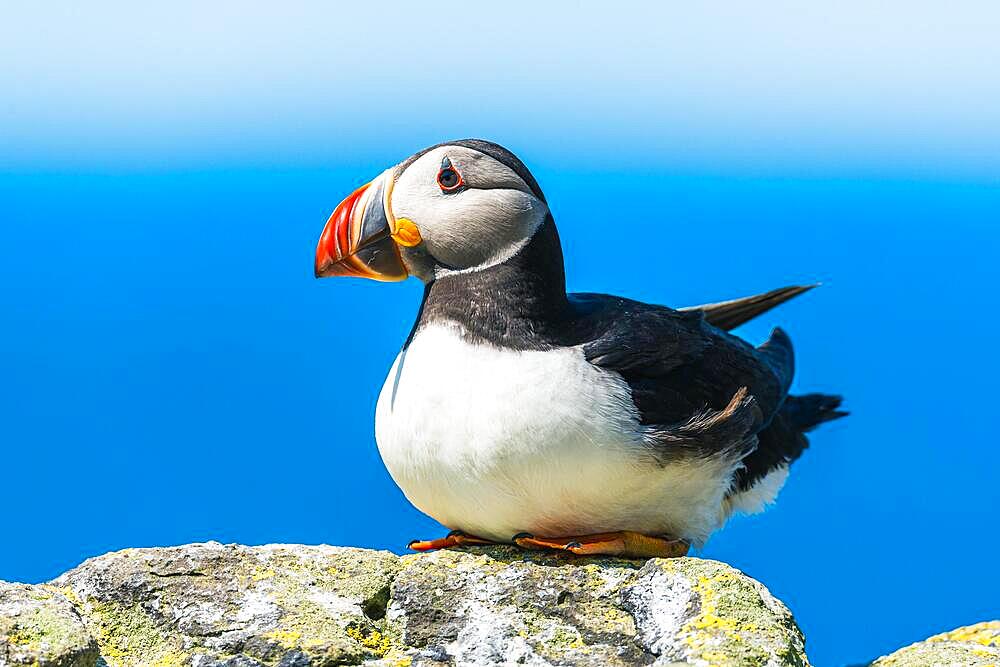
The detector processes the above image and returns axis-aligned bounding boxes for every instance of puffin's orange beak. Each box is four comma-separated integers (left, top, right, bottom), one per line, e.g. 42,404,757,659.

314,176,409,281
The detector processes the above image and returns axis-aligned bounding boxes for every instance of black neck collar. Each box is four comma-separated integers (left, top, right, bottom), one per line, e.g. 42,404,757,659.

411,215,571,350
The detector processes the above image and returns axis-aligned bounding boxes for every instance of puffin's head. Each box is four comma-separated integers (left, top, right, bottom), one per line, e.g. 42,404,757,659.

314,140,549,282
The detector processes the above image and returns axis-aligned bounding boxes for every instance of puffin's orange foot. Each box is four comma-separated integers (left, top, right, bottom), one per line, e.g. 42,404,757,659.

407,530,497,552
512,531,690,559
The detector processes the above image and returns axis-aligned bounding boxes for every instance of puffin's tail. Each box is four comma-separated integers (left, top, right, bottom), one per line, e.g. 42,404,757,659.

681,284,818,331
781,393,848,432
731,393,846,492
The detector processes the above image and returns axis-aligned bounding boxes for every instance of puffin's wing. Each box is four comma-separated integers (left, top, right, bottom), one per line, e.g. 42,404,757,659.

575,296,790,458
579,302,709,376
679,284,817,331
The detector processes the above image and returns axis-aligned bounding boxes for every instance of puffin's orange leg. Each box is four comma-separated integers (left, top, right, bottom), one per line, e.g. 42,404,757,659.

408,530,497,552
513,531,689,558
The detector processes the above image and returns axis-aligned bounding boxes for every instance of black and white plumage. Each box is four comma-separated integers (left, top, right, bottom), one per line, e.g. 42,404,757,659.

316,139,845,548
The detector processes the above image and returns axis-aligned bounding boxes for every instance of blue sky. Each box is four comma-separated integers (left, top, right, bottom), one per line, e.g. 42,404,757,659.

2,4,998,666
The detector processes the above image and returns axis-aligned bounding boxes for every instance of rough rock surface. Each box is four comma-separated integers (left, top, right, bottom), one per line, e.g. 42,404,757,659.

0,580,98,667
0,543,809,667
870,621,1000,667
384,548,807,667
1,542,992,666
52,543,401,667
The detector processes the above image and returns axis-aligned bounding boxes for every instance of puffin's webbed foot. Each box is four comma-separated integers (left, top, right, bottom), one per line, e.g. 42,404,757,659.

407,530,497,552
512,531,690,558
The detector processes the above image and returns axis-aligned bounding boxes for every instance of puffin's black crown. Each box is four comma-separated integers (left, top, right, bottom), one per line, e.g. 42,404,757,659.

401,139,546,203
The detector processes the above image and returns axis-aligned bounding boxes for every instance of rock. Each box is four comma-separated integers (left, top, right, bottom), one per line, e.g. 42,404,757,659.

52,542,401,667
5,542,996,666
870,621,1000,667
384,548,807,667
4,542,807,666
0,581,98,667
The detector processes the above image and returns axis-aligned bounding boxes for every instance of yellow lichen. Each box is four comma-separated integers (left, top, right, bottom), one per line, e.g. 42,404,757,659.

42,585,82,609
702,649,731,663
545,625,587,650
653,560,807,667
86,600,185,666
264,628,303,649
683,573,743,643
874,638,1000,667
345,624,391,656
152,652,189,667
928,621,1000,647
5,628,40,650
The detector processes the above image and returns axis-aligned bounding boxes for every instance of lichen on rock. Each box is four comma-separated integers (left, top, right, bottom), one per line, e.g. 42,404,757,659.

0,580,98,667
380,546,808,667
4,544,809,667
2,542,994,666
621,558,807,666
870,620,1000,667
51,542,401,667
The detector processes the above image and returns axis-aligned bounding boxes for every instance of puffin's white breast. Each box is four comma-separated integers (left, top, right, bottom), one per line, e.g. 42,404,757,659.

374,323,739,544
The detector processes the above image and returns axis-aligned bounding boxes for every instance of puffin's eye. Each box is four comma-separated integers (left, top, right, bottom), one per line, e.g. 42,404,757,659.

436,157,464,192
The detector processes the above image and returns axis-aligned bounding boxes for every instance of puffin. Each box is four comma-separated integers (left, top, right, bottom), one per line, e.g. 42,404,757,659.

315,139,845,558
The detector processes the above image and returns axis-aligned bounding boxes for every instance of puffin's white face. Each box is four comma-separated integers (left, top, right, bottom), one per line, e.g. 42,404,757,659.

314,142,549,282
390,147,548,277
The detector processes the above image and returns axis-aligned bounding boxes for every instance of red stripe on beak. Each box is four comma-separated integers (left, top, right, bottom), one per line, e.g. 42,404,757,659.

316,183,368,274
314,179,408,281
